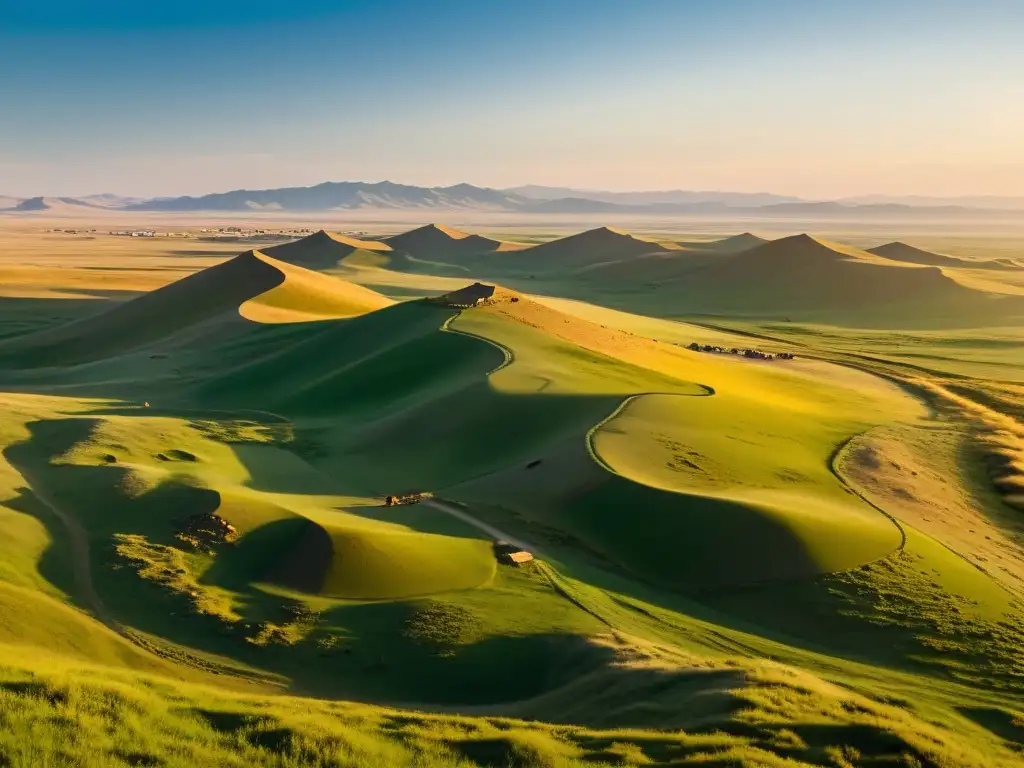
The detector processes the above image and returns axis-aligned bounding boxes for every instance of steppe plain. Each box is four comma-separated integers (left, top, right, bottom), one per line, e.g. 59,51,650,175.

0,211,1021,767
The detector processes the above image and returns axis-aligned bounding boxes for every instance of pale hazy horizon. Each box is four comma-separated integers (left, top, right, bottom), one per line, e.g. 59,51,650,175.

3,0,1023,199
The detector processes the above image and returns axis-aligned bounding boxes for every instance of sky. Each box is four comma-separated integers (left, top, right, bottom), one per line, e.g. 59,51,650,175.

2,0,1024,199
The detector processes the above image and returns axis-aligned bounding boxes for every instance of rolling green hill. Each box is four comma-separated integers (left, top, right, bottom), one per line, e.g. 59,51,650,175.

869,241,1024,270
264,229,394,269
0,232,1022,768
572,233,1024,326
385,223,520,259
502,226,680,271
0,250,392,366
676,231,768,252
445,296,920,590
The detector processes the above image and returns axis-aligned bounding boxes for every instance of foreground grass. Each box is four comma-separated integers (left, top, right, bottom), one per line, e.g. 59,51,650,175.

3,635,1022,768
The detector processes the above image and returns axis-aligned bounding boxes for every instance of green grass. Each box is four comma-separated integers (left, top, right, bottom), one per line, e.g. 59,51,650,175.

702,528,1024,692
0,391,588,698
0,228,1022,766
1,622,1021,768
448,306,919,590
716,321,1024,382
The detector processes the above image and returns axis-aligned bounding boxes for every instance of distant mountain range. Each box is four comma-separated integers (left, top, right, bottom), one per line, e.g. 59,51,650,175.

2,181,1023,217
505,186,804,207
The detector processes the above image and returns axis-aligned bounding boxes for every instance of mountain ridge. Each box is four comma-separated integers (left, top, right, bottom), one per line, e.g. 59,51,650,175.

3,181,1024,216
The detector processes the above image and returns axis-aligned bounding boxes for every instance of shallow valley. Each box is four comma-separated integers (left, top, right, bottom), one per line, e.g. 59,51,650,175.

0,218,1021,767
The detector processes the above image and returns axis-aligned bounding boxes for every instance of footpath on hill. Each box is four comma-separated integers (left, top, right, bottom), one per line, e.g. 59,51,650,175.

10,461,280,686
15,465,118,629
423,498,537,555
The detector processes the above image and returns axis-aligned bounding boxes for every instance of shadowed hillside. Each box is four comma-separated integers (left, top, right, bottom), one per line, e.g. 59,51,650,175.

509,226,679,270
869,241,1024,270
264,230,392,269
0,229,1021,767
685,235,978,308
581,233,1024,325
678,232,769,253
385,224,518,259
0,250,391,366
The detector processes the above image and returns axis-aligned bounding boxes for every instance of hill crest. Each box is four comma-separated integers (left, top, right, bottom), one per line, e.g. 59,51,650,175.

714,232,768,251
385,223,507,258
0,250,390,366
265,230,393,268
869,241,1023,270
747,233,889,262
514,227,681,269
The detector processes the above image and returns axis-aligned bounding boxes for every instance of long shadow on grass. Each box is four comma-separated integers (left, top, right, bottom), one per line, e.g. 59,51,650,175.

200,517,314,593
0,301,932,697
0,296,123,345
956,705,1024,745
3,417,122,614
282,615,617,704
2,416,618,704
0,486,80,600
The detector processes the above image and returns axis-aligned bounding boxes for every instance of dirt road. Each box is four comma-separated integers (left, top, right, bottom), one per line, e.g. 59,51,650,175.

423,498,539,556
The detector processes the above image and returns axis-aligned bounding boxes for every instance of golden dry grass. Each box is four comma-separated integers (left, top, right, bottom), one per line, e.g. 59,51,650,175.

239,251,393,323
839,424,1024,592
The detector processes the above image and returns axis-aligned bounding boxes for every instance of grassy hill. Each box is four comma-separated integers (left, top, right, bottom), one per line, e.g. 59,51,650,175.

445,295,919,590
570,233,1024,326
677,234,964,305
263,230,394,269
385,224,521,260
330,226,1024,328
676,232,769,253
0,229,1022,767
503,226,680,272
870,241,1024,270
0,250,391,366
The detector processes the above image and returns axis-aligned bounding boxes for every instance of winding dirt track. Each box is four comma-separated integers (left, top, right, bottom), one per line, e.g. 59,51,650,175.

12,461,282,685
422,498,538,555
439,306,904,567
16,465,120,630
439,308,513,374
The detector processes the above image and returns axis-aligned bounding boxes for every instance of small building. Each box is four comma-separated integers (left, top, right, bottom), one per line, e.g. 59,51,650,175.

437,282,497,308
498,550,534,566
493,540,534,565
384,492,426,506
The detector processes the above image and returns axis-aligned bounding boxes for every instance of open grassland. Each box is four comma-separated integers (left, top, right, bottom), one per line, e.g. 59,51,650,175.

0,219,1021,765
8,632,1024,768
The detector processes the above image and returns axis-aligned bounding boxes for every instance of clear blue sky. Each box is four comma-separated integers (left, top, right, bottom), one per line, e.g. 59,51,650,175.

2,0,1023,198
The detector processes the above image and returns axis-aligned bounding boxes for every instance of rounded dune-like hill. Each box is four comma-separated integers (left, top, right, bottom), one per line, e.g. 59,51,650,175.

673,233,979,313
199,272,920,594
868,241,972,268
239,251,393,323
574,231,770,280
869,241,1023,271
679,232,769,253
440,287,921,590
0,250,391,366
271,515,496,600
510,226,681,270
573,231,765,282
264,229,393,269
708,231,769,252
385,223,511,259
432,281,712,380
